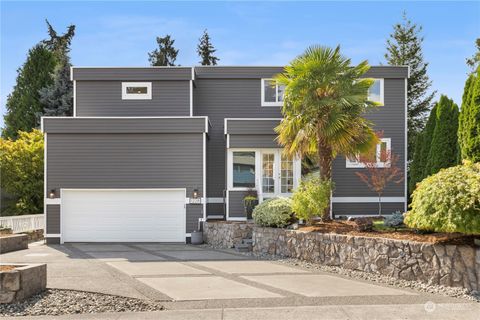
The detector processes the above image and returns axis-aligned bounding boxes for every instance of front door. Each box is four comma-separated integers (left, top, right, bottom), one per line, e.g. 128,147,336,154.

260,150,295,201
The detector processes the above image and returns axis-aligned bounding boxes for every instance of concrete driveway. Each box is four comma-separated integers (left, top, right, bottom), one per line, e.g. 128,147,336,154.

0,242,474,312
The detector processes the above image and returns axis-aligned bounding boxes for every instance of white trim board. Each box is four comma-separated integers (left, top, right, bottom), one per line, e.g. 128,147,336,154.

332,197,406,203
45,198,61,205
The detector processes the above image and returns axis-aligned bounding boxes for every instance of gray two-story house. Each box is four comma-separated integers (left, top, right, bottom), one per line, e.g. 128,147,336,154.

42,66,408,244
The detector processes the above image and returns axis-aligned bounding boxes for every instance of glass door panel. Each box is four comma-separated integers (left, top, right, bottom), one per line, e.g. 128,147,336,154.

280,154,294,194
262,153,275,198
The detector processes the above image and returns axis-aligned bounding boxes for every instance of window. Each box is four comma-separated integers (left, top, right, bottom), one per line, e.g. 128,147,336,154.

232,151,256,188
122,82,152,100
261,79,285,106
346,138,392,168
367,79,384,105
281,155,294,193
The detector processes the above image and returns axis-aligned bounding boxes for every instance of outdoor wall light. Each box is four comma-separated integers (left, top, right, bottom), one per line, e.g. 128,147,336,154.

48,189,56,199
192,188,199,199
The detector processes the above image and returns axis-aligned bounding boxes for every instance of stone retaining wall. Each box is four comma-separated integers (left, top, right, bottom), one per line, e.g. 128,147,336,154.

203,222,254,248
253,227,480,291
0,234,28,254
0,264,47,303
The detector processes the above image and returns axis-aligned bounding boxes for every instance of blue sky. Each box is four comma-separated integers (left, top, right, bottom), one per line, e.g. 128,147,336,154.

1,1,479,129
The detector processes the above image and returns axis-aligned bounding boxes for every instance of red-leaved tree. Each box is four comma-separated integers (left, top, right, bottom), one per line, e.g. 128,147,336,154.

355,137,404,215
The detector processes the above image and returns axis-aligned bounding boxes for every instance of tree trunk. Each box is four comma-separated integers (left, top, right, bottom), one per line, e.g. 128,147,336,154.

317,138,333,221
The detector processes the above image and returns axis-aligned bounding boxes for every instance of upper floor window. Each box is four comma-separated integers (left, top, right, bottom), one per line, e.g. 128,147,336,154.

122,82,152,100
261,79,285,107
232,151,256,188
367,79,384,105
346,138,391,168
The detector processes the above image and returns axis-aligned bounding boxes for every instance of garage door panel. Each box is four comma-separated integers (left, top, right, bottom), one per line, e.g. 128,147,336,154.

62,189,186,243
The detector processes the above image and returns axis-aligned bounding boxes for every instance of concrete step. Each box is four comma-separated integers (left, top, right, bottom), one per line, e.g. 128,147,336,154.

234,243,252,252
242,238,253,245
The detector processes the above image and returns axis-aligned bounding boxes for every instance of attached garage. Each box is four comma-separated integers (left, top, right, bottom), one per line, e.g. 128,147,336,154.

61,189,186,243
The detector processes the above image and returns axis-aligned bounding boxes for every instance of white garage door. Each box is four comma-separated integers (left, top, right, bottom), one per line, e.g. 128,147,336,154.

61,189,186,243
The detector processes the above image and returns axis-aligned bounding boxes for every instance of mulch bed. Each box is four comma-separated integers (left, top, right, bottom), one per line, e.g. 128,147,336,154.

298,221,477,245
0,265,18,272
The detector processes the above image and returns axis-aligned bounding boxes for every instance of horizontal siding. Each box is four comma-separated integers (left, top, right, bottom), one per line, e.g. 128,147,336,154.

46,237,60,244
363,67,408,79
194,78,282,200
46,205,60,234
76,81,190,117
226,119,281,134
73,67,192,81
332,78,406,198
186,206,203,233
228,191,246,218
195,67,284,79
43,117,207,134
47,133,203,194
333,202,405,216
229,134,280,148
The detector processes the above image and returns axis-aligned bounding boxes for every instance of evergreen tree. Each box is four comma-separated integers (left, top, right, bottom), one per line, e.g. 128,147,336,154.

426,95,459,175
39,55,73,116
459,69,480,162
466,38,480,71
385,12,436,161
43,19,75,58
148,35,178,66
408,104,436,193
197,29,219,66
2,44,56,139
38,20,76,117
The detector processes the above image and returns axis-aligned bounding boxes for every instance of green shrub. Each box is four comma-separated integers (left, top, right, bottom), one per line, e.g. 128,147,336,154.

384,211,404,228
291,176,332,222
405,161,480,234
252,197,293,227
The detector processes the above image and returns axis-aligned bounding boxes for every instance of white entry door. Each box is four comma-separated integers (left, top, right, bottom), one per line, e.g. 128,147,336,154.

260,150,298,201
61,189,186,243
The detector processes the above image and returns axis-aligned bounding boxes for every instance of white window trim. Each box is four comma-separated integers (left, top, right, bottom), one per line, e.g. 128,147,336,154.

121,82,152,100
261,79,283,107
368,78,384,106
346,138,392,168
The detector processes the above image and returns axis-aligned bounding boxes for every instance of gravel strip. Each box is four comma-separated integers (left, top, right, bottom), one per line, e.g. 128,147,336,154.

0,289,164,317
246,251,480,302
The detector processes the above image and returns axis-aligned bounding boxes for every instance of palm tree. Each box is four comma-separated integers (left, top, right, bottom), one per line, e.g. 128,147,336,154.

275,45,379,220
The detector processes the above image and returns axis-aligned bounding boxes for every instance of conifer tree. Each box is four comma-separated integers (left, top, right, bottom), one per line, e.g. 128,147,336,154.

39,20,75,117
148,35,179,66
385,13,436,161
459,40,480,162
2,44,56,139
426,95,459,175
197,29,219,65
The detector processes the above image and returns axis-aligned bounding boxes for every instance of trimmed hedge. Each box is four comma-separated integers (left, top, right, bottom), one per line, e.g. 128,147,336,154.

252,197,293,228
405,162,480,234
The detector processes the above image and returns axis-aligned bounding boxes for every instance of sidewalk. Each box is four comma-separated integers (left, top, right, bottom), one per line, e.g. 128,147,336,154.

5,303,480,320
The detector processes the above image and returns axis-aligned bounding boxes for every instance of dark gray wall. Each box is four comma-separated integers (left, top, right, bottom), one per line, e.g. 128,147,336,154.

333,202,405,216
43,117,207,134
228,191,246,218
76,81,190,117
196,67,284,79
332,78,406,199
194,78,282,199
46,205,60,234
73,67,192,81
226,119,281,134
229,135,279,148
46,132,204,233
363,67,408,79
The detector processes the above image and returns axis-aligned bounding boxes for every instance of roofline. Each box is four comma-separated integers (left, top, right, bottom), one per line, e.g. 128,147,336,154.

71,65,409,69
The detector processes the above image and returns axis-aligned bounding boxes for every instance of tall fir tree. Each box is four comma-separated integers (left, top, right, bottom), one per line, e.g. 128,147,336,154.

39,20,76,117
426,95,459,175
384,12,436,162
148,35,178,66
2,44,56,139
458,73,475,160
466,38,480,71
42,19,75,58
197,29,219,66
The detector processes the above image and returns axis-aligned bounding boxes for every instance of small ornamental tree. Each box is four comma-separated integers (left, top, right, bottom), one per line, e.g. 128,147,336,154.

355,137,404,215
0,130,44,215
